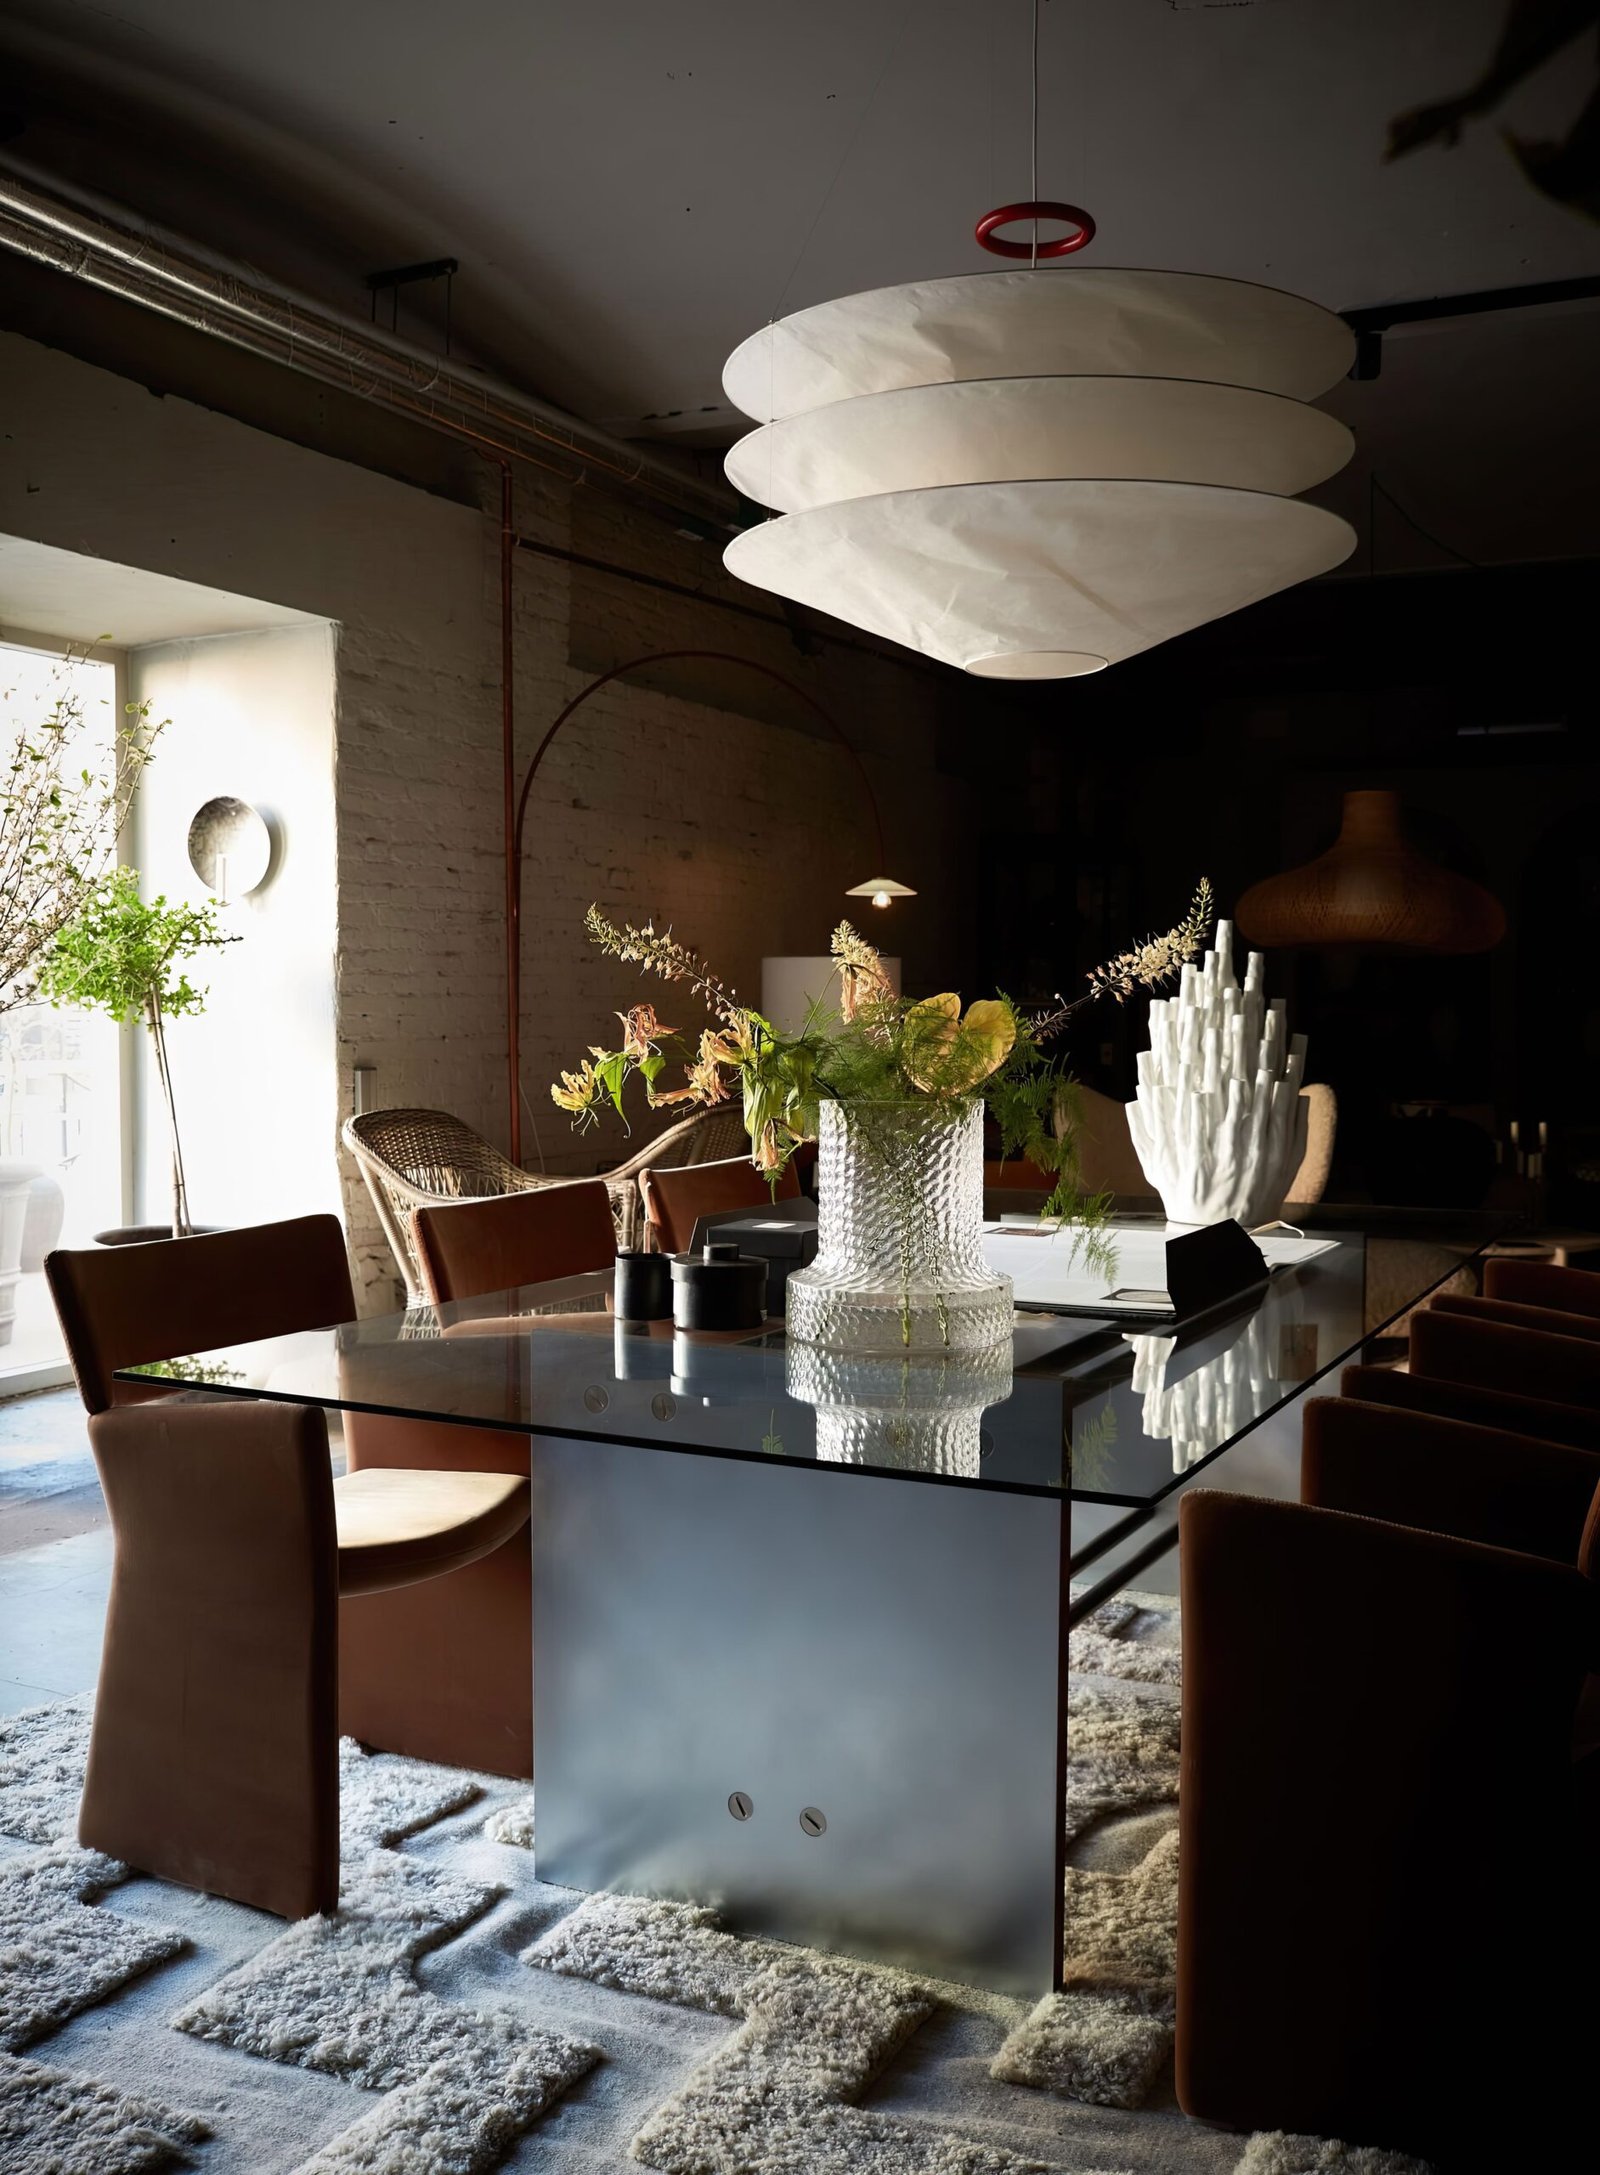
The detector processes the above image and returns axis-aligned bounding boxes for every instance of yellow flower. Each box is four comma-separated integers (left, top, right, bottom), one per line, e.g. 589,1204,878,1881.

701,1011,759,1066
686,1043,734,1105
648,1032,734,1110
753,1120,787,1173
550,1059,600,1114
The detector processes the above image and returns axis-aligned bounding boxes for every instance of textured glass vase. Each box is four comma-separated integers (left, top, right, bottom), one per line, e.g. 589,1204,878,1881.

786,1101,1012,1352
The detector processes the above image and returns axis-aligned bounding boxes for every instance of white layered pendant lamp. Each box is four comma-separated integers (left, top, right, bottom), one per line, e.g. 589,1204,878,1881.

721,45,1359,679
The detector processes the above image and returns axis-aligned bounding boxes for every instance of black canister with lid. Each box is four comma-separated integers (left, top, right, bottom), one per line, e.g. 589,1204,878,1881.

670,1240,768,1332
614,1249,674,1321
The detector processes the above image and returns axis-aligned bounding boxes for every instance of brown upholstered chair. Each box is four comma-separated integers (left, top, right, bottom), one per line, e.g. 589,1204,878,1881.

1484,1256,1600,1316
1178,1422,1599,2161
640,1152,801,1256
1339,1361,1600,1451
1409,1302,1600,1409
47,1214,357,1413
82,1398,525,1919
1303,1394,1600,1560
983,1155,1057,1192
412,1179,615,1305
46,1216,536,1778
1431,1288,1600,1343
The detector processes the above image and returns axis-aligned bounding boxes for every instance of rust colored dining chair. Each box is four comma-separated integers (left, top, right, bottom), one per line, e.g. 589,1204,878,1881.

81,1398,525,1919
1177,1404,1600,2163
1484,1256,1600,1315
983,1155,1057,1192
1338,1361,1600,1451
1409,1301,1600,1409
639,1152,801,1255
1303,1393,1600,1558
1429,1288,1600,1343
46,1216,536,1780
412,1179,615,1306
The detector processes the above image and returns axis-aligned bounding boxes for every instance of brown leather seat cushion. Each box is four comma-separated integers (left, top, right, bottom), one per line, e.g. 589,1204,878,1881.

334,1468,529,1597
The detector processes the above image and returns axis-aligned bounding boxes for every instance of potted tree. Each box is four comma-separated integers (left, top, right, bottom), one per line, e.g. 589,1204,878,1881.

0,655,158,1318
37,867,236,1241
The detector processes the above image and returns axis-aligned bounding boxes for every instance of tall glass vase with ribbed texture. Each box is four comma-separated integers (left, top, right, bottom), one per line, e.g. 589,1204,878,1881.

785,1101,1012,1353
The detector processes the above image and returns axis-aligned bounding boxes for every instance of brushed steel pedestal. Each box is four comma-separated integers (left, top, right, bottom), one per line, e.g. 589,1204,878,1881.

531,1434,1068,1994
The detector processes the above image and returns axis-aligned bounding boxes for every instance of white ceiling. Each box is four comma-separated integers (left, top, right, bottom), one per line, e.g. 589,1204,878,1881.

0,0,1595,433
0,535,320,647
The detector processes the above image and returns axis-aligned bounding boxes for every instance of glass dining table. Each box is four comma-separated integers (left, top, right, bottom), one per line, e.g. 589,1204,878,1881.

118,1211,1513,1996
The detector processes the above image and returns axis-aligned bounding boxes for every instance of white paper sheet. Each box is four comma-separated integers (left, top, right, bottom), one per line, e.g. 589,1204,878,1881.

983,1220,1337,1316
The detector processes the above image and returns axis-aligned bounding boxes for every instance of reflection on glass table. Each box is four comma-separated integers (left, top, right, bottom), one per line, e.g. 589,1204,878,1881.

1120,1297,1321,1477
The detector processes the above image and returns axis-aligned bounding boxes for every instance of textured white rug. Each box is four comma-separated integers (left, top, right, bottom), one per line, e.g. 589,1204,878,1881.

0,2048,209,2173
1234,2137,1432,2175
174,1850,598,2175
0,1842,188,2053
0,1696,569,2173
1066,1599,1183,1689
527,1891,1065,2174
0,1595,1432,2175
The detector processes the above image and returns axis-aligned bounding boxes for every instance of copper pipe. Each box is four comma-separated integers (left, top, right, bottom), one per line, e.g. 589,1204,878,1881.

500,462,520,1160
508,650,892,1169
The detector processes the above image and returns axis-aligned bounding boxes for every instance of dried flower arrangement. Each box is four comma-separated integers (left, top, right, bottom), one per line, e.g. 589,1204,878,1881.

552,882,1213,1221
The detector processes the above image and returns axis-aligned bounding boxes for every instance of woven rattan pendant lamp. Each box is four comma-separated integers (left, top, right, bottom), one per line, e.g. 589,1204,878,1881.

721,15,1357,677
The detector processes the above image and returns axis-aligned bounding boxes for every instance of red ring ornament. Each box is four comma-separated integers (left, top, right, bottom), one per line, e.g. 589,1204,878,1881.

974,201,1095,259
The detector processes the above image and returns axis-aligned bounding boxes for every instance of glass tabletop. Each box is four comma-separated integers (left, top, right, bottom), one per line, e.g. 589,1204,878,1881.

117,1212,1518,1508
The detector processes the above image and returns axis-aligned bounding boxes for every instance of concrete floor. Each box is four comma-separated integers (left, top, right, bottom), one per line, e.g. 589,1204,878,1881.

0,1385,109,1714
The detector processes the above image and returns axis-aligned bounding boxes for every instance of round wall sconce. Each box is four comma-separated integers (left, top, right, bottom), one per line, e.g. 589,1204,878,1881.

187,797,273,902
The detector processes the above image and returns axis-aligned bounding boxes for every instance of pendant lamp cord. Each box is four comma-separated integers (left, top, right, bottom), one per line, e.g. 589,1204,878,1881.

1031,0,1040,268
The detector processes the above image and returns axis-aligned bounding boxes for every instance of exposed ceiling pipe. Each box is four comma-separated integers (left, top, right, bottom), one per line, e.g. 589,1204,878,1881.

0,157,741,536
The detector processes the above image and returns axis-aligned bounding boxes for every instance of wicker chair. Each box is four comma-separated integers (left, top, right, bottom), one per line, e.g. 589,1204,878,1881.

344,1105,751,1302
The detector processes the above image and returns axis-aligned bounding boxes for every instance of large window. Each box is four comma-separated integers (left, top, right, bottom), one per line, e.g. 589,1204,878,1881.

0,643,127,1391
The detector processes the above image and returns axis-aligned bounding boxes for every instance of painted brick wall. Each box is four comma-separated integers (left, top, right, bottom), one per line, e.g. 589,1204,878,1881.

1,330,978,1307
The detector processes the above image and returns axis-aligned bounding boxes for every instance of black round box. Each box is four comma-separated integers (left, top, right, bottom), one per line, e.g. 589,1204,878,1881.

669,1241,768,1332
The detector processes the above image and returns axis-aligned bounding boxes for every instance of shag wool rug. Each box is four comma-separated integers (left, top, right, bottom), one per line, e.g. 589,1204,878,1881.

0,1595,1432,2175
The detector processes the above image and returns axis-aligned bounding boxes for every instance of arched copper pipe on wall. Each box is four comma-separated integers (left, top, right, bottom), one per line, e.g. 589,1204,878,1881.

506,649,892,1164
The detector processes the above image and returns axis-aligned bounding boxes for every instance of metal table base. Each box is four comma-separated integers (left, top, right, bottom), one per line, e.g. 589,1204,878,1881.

531,1433,1069,1995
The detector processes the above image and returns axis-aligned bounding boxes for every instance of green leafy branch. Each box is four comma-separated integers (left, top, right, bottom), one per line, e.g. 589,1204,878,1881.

35,866,237,1024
